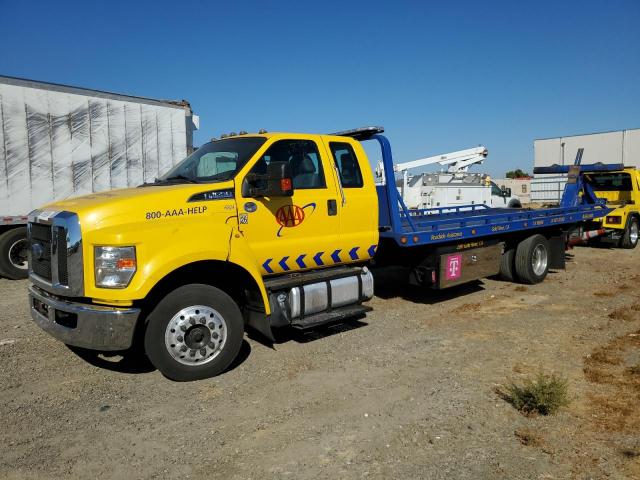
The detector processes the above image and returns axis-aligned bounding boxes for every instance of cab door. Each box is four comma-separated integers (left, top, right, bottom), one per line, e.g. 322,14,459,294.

321,138,379,263
236,136,341,275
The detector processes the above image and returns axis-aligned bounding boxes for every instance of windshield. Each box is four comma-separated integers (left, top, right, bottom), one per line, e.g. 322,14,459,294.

585,172,632,191
158,137,267,184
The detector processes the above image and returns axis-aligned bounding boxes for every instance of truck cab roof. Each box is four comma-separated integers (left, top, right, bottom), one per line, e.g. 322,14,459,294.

214,126,384,143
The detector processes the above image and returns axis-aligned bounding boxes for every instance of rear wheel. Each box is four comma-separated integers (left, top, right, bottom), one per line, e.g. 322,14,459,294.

0,227,29,280
515,234,549,284
619,217,639,249
499,247,517,282
144,284,244,381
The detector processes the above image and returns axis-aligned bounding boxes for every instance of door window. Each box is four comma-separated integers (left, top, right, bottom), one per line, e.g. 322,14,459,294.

248,139,326,190
329,142,364,188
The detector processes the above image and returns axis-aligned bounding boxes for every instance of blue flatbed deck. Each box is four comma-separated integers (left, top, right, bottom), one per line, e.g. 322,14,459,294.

364,132,613,248
376,191,609,246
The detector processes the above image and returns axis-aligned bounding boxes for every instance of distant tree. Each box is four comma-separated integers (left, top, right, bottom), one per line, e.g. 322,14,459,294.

505,169,530,179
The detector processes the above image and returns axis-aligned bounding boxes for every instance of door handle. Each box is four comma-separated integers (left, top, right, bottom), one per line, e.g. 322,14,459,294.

328,199,337,216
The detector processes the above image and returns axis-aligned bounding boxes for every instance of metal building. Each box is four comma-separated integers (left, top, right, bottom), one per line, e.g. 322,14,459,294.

531,128,640,203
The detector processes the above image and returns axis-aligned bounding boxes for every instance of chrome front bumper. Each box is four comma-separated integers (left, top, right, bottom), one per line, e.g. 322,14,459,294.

28,284,140,351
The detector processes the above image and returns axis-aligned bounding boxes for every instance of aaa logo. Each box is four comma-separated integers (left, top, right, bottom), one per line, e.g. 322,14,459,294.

276,203,316,237
276,205,305,227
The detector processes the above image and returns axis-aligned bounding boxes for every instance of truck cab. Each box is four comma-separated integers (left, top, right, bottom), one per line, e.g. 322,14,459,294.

27,131,379,381
584,167,640,249
489,181,522,208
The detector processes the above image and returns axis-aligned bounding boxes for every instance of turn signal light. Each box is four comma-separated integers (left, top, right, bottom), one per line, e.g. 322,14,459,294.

606,215,622,224
116,258,136,269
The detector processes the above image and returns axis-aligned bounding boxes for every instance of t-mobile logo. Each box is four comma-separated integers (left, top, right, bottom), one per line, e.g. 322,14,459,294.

445,254,462,281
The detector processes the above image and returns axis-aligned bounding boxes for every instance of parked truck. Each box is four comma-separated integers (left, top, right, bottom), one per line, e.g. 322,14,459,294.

0,75,198,279
27,127,611,381
535,160,640,249
382,145,522,209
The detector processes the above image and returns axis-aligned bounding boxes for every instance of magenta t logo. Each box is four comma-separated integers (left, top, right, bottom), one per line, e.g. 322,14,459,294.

445,254,462,281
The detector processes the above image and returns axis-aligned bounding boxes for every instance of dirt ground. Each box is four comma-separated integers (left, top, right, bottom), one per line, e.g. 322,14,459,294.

1,245,640,479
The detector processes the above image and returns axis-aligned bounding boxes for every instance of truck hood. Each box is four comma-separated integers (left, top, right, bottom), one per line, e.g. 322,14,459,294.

37,182,237,230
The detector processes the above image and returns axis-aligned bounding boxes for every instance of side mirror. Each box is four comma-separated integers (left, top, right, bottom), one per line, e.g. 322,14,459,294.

243,161,294,198
502,187,512,197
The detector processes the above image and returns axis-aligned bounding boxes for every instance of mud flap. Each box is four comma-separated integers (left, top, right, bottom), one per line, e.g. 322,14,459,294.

246,309,275,342
548,234,566,270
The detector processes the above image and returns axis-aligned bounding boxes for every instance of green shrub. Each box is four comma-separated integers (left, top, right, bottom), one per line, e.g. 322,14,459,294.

504,373,570,415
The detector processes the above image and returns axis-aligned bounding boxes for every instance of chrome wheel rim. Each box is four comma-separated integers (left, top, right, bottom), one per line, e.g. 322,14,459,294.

165,305,227,366
532,244,548,276
630,221,639,244
9,238,28,270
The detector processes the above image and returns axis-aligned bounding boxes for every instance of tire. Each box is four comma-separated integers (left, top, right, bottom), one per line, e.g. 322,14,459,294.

618,216,639,249
515,234,549,284
144,284,244,381
499,247,517,282
0,227,29,280
507,199,522,208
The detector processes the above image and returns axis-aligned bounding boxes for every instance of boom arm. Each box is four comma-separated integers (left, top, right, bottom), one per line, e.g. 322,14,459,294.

375,146,488,179
395,146,488,174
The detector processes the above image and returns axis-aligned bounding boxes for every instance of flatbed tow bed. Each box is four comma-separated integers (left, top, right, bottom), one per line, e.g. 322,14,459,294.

339,128,613,287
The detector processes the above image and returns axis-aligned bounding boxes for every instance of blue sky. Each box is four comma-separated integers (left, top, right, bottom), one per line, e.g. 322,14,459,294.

1,0,638,177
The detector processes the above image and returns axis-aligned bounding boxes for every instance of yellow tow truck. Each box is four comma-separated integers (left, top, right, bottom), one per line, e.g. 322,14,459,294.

584,166,640,249
27,127,612,381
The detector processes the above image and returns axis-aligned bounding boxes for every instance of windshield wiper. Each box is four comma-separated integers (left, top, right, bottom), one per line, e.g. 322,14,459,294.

161,175,199,184
138,175,199,187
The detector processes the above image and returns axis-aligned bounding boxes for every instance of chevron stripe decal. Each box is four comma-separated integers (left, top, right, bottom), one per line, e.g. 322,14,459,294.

262,245,372,274
278,256,290,271
262,258,274,274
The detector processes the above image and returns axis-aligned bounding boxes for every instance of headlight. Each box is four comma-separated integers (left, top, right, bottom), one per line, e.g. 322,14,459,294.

94,246,137,288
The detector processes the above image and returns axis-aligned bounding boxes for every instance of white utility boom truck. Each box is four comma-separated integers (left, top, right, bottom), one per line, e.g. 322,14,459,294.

376,146,522,210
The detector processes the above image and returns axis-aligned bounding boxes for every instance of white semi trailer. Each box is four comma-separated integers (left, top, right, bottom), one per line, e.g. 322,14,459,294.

0,75,198,279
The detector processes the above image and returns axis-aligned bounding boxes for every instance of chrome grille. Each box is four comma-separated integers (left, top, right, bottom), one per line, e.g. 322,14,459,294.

56,227,69,285
28,211,84,297
30,223,53,281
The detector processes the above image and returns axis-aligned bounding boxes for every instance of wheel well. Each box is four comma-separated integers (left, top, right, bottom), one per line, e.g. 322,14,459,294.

138,260,263,318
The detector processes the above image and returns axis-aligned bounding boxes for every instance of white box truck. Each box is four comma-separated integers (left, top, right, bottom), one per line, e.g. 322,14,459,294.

0,75,198,279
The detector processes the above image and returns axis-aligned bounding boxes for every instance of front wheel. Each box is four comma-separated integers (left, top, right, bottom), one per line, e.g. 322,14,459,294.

619,217,639,249
144,284,244,381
